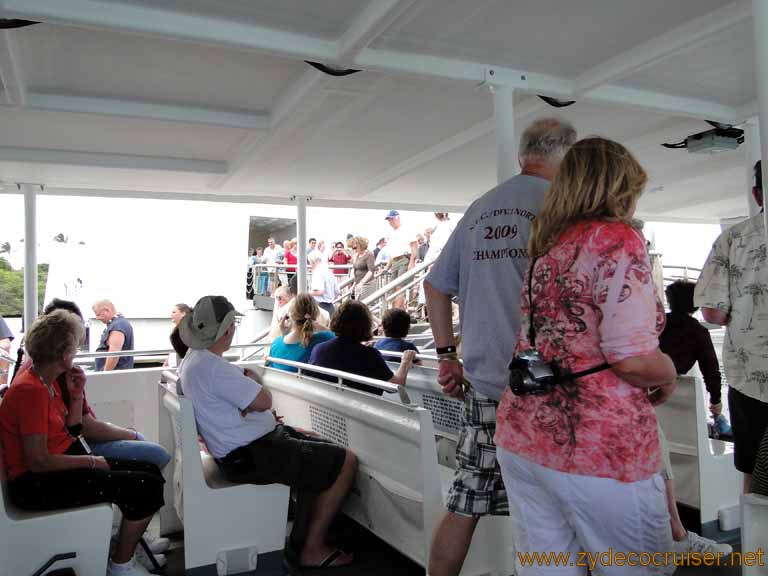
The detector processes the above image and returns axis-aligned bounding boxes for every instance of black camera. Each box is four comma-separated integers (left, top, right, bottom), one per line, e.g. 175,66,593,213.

508,349,561,396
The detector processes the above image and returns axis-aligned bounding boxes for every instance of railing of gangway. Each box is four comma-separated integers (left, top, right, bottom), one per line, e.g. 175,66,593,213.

362,259,433,313
249,263,355,299
662,264,702,283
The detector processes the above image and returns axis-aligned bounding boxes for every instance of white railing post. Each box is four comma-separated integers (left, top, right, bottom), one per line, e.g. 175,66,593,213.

493,85,516,184
21,183,40,327
294,195,309,293
753,0,768,239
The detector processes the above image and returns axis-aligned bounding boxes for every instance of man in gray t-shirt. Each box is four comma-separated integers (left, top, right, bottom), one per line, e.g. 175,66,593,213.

424,118,576,576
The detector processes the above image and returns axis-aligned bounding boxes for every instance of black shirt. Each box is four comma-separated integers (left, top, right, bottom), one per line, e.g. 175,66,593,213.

659,312,722,404
308,337,393,396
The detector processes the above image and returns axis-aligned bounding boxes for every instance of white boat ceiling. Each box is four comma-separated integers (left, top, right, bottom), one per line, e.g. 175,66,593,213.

0,0,760,222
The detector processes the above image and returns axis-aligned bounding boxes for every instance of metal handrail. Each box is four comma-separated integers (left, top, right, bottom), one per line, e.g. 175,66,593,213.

251,263,353,271
161,357,409,403
75,342,269,360
264,356,400,393
384,273,427,303
361,259,433,308
376,350,441,363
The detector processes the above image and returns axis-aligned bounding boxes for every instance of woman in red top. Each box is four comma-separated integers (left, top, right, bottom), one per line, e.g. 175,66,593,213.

285,239,298,276
0,310,164,576
495,138,677,572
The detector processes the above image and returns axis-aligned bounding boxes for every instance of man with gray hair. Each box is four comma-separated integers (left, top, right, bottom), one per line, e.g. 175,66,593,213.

424,117,577,576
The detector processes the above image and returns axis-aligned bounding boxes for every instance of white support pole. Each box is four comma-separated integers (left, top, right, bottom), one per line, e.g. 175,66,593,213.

754,0,768,238
295,196,309,294
493,85,517,184
22,184,38,327
744,120,762,217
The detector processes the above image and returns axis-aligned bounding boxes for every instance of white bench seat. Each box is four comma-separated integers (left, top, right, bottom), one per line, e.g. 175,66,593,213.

0,430,112,576
161,380,290,575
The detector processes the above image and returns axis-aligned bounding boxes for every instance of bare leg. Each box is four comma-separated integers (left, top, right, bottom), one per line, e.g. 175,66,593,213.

428,512,480,576
112,515,153,563
744,472,753,494
300,450,358,566
665,478,687,541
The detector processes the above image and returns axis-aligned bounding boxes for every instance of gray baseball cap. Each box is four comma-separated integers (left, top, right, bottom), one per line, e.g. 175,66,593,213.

179,295,242,350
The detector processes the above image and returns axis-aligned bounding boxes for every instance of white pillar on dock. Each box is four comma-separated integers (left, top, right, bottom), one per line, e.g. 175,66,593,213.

21,183,38,327
753,0,768,238
295,195,309,294
493,85,517,184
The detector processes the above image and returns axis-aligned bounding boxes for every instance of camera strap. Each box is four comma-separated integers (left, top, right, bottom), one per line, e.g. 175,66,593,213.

526,256,610,380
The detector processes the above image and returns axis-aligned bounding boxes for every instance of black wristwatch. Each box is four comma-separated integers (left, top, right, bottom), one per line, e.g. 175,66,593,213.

436,345,457,355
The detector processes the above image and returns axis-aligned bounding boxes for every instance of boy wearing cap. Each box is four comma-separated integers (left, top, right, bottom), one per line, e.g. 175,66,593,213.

179,296,357,569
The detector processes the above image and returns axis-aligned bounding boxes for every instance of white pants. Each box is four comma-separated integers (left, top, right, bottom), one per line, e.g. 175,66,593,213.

497,449,675,576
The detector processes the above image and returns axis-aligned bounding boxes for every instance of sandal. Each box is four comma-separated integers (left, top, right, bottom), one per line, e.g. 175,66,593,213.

300,548,354,570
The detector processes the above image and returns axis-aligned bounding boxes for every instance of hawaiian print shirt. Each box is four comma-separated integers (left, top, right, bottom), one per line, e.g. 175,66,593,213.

495,221,664,483
695,213,768,403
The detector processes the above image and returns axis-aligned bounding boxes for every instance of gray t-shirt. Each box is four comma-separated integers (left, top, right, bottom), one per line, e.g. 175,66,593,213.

426,174,548,401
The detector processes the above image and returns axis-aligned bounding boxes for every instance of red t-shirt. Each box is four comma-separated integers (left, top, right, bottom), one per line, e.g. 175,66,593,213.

15,359,95,417
330,252,351,275
285,251,297,273
0,368,75,480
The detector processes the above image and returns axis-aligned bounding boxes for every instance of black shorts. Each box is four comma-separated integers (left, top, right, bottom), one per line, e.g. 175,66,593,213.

728,387,768,473
217,425,347,493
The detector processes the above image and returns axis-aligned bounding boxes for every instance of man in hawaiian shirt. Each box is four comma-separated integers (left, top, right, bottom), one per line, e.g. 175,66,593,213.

695,160,768,492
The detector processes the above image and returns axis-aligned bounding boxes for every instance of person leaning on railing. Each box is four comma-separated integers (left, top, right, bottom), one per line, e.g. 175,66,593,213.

0,310,165,576
494,137,678,570
308,300,416,395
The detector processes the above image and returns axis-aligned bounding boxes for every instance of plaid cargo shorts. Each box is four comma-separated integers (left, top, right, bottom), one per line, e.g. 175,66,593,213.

446,385,509,516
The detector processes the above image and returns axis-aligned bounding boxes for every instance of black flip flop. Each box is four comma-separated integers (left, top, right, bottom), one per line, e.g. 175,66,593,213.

300,548,353,570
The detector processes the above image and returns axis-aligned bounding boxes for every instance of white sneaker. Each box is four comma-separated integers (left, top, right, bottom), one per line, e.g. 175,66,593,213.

674,531,733,555
107,558,152,576
135,544,167,570
142,531,170,554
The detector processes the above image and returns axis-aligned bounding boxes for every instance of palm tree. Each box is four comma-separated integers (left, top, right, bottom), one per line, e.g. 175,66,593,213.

743,282,768,330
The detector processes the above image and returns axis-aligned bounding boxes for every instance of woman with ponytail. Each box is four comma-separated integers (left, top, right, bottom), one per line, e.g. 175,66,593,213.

267,294,335,372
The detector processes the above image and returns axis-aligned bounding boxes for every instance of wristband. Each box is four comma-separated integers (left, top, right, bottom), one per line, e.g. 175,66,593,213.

436,345,457,355
438,353,459,362
70,395,84,402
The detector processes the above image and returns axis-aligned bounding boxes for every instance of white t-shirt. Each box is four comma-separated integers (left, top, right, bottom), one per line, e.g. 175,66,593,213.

375,245,390,266
426,174,549,401
387,224,416,258
180,348,276,458
424,219,455,263
262,246,279,265
311,267,338,303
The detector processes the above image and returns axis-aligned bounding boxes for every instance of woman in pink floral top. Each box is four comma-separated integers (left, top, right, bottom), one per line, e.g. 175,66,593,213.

495,137,677,574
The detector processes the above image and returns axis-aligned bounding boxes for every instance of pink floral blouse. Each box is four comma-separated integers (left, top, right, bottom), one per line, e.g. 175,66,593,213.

495,221,665,483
